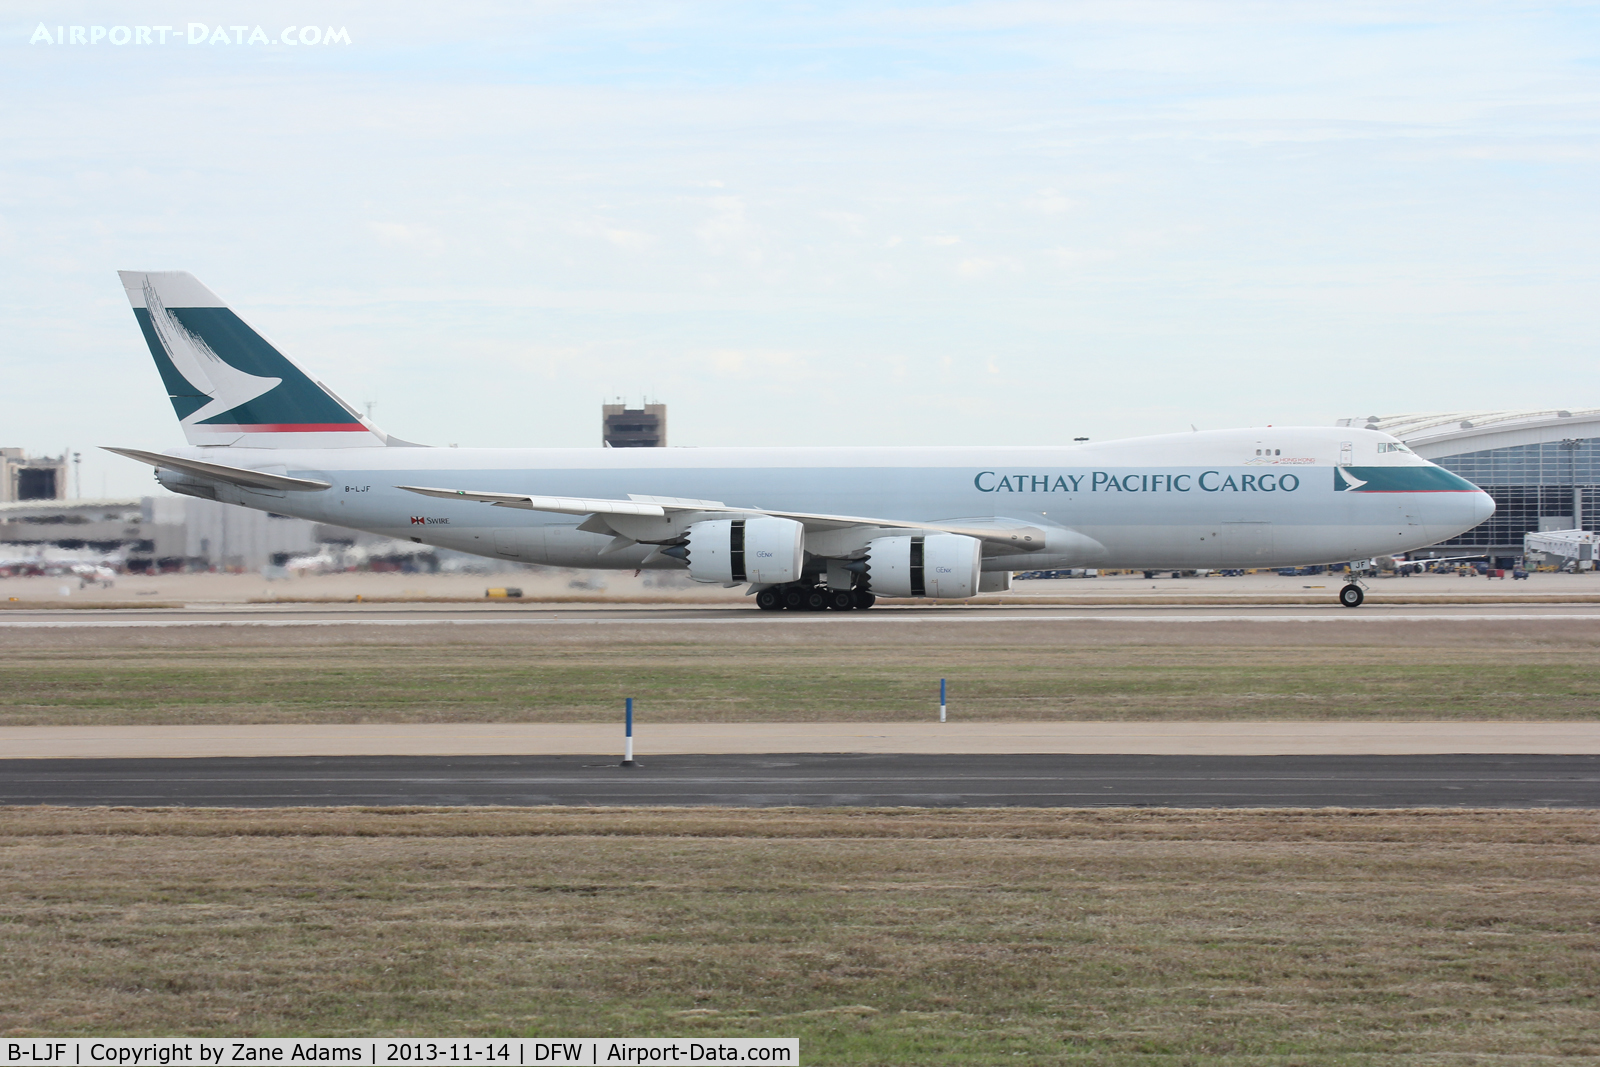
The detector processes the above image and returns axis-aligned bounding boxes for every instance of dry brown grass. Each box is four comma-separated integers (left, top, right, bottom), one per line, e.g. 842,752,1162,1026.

1,806,1596,1064
4,619,1600,725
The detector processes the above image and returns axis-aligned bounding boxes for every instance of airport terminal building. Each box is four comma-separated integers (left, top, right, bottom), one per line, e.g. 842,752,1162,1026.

1341,409,1600,559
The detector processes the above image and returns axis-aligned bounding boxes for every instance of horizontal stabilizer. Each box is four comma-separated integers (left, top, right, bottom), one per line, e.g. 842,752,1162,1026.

104,447,332,492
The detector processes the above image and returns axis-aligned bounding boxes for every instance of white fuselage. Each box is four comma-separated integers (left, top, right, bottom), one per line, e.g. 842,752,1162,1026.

156,425,1494,574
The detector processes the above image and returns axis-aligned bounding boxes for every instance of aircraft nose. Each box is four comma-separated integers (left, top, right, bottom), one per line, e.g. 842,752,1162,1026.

1472,490,1496,525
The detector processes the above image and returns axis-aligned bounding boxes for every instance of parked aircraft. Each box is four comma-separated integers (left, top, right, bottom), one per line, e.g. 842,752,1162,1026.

108,271,1494,609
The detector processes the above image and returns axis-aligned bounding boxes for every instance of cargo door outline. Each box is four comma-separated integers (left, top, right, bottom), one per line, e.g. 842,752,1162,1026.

1216,521,1273,565
492,527,545,561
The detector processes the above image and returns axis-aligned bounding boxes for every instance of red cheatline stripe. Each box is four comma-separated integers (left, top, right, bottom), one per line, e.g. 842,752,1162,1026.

200,423,369,432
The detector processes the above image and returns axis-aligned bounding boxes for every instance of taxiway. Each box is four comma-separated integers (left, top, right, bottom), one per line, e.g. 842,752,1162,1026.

3,753,1594,808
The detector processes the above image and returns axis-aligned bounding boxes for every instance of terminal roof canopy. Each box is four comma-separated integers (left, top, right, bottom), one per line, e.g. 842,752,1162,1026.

1337,409,1600,457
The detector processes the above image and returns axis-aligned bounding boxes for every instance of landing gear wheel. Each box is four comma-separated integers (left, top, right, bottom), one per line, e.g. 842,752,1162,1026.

1339,583,1365,608
781,585,809,610
804,587,830,611
853,589,876,610
755,588,783,611
826,588,856,611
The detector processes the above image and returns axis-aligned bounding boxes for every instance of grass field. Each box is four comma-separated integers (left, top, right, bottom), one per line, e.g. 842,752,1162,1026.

1,806,1595,1063
4,619,1599,725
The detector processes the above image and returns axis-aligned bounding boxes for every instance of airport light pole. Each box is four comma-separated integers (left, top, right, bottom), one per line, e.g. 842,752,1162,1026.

1562,439,1584,531
621,697,635,767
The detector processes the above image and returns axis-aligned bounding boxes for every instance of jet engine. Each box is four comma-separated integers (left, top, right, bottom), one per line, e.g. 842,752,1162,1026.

681,516,805,585
864,533,982,598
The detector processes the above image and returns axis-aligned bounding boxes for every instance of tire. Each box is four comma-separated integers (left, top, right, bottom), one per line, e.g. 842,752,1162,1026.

1339,584,1365,608
853,589,876,610
827,588,855,611
781,585,809,610
804,588,830,611
755,588,783,611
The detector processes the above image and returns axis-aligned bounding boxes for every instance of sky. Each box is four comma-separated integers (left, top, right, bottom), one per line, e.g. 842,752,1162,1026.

3,0,1599,497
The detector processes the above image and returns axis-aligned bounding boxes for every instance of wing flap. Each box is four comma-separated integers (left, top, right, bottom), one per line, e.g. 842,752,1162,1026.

397,485,668,517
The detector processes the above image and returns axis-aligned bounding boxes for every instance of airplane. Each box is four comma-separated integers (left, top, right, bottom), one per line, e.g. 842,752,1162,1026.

106,271,1495,610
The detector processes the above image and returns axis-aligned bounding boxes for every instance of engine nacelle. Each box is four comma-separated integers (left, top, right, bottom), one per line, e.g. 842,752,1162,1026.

865,533,982,599
683,516,805,585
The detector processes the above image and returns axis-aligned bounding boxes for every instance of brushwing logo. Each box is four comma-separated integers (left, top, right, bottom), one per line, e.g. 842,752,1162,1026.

143,281,281,427
1334,467,1368,492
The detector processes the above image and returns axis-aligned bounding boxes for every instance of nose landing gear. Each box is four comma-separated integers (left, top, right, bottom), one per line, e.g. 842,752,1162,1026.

1338,583,1365,608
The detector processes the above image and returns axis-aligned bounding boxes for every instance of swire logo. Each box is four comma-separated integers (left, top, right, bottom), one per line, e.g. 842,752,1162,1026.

411,516,449,525
29,23,351,46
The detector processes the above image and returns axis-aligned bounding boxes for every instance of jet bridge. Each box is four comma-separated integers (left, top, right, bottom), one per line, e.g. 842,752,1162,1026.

1524,528,1598,568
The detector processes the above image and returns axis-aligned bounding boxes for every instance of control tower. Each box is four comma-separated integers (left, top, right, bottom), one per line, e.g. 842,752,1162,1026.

602,403,667,448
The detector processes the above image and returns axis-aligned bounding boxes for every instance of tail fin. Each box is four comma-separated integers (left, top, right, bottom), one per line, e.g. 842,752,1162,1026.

119,271,410,448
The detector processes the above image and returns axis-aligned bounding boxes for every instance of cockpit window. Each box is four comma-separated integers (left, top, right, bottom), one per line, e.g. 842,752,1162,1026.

1377,442,1412,454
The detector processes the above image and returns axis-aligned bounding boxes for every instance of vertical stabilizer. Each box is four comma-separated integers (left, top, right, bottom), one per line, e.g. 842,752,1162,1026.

119,271,397,448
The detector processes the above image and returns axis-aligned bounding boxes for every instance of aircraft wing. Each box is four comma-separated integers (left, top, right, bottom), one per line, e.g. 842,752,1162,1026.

105,447,333,492
396,484,1048,551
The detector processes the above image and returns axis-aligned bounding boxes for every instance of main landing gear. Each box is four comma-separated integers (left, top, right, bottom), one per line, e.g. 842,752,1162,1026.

755,583,875,611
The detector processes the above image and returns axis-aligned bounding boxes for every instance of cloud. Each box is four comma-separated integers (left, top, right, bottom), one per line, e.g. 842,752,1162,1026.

603,228,656,249
366,222,444,253
694,196,764,263
958,257,1001,278
816,209,866,235
1024,190,1075,214
1042,246,1115,269
705,347,806,380
571,219,658,251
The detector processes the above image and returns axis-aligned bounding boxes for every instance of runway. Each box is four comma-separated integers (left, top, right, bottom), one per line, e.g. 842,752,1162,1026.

3,754,1595,808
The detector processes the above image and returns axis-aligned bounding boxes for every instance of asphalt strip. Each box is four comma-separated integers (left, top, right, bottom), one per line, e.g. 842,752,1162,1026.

7,753,1594,807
